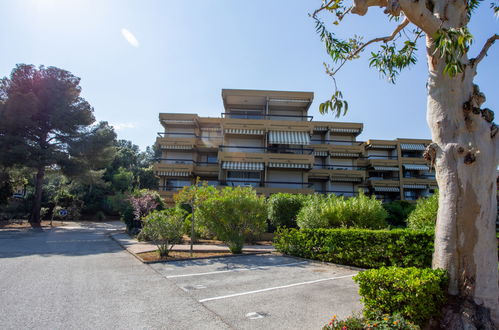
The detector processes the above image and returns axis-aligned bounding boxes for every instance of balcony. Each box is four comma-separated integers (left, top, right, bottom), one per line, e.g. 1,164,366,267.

156,132,222,150
222,112,312,121
193,161,219,175
312,143,364,158
309,165,365,182
222,115,312,133
153,160,194,176
219,179,314,195
218,145,314,166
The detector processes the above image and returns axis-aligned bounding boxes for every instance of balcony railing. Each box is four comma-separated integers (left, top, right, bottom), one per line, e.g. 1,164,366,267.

158,185,188,192
310,139,364,146
314,190,359,197
155,158,218,165
220,180,314,189
221,112,313,121
157,132,222,139
219,145,314,155
362,155,398,160
403,173,436,179
312,164,365,170
368,177,400,181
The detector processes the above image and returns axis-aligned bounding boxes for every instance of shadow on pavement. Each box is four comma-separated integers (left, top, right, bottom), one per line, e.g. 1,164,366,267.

0,221,126,259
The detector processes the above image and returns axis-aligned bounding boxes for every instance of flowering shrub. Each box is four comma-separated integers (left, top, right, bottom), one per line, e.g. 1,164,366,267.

129,191,159,220
196,186,267,253
140,208,186,257
323,313,420,330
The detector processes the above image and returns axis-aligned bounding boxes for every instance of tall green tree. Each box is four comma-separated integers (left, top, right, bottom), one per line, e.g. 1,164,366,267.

312,0,498,326
0,64,113,224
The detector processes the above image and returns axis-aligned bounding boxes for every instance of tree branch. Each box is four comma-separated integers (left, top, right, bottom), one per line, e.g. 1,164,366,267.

352,0,442,37
471,34,499,67
352,0,388,16
330,18,410,76
312,0,337,18
397,0,442,37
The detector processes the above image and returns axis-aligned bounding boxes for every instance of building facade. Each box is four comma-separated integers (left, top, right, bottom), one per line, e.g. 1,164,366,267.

153,89,436,204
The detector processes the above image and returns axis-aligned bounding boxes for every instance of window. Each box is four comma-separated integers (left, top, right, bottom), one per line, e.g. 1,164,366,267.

227,171,261,180
404,190,418,200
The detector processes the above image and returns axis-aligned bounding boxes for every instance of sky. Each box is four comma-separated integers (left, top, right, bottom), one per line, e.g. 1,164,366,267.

0,0,497,150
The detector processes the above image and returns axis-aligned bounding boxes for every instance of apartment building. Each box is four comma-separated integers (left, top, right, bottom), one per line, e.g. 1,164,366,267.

153,89,436,204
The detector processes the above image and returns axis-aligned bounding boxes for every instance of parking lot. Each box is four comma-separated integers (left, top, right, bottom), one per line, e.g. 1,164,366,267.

150,254,362,330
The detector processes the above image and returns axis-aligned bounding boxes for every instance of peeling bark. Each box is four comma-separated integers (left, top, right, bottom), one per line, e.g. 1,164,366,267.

426,39,499,327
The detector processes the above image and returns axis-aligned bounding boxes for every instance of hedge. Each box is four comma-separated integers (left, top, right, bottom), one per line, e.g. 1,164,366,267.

274,228,434,268
354,267,448,326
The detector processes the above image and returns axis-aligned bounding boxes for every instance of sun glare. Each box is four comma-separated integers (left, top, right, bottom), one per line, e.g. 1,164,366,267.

121,28,140,48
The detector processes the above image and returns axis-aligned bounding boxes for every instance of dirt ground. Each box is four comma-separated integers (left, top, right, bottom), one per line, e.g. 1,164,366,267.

137,250,235,262
0,220,66,229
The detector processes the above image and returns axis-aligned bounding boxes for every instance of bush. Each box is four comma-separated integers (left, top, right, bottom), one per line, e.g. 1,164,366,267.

383,200,415,227
196,186,267,253
323,313,419,330
140,208,186,257
296,193,388,229
267,193,307,229
407,192,438,230
354,267,448,326
274,228,434,268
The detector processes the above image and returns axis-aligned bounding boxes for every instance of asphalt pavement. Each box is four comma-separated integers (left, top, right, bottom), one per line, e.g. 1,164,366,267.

0,222,362,330
0,222,230,330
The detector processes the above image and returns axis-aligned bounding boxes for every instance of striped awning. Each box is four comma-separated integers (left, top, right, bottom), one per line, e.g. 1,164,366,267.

373,166,399,171
368,144,396,149
331,176,362,182
161,145,193,150
268,131,310,145
330,128,361,134
330,152,360,158
224,128,264,135
400,143,426,151
313,126,329,131
404,184,427,189
268,162,311,169
373,186,400,192
313,151,328,156
222,161,264,171
155,171,190,177
403,164,429,171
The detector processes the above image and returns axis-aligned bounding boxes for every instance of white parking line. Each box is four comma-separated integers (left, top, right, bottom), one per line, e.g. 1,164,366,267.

198,273,356,303
166,261,308,279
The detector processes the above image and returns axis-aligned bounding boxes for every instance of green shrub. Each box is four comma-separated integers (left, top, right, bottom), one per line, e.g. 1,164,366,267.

323,313,419,330
196,186,267,253
140,208,186,257
383,200,415,227
267,193,307,229
407,192,438,230
354,267,448,326
274,228,434,268
297,193,388,230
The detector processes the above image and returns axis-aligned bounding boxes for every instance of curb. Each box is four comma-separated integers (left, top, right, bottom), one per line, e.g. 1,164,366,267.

140,251,271,264
109,232,272,264
274,252,365,272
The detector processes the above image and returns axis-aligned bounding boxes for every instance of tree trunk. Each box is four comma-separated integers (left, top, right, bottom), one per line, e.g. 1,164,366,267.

426,37,499,326
29,166,45,226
